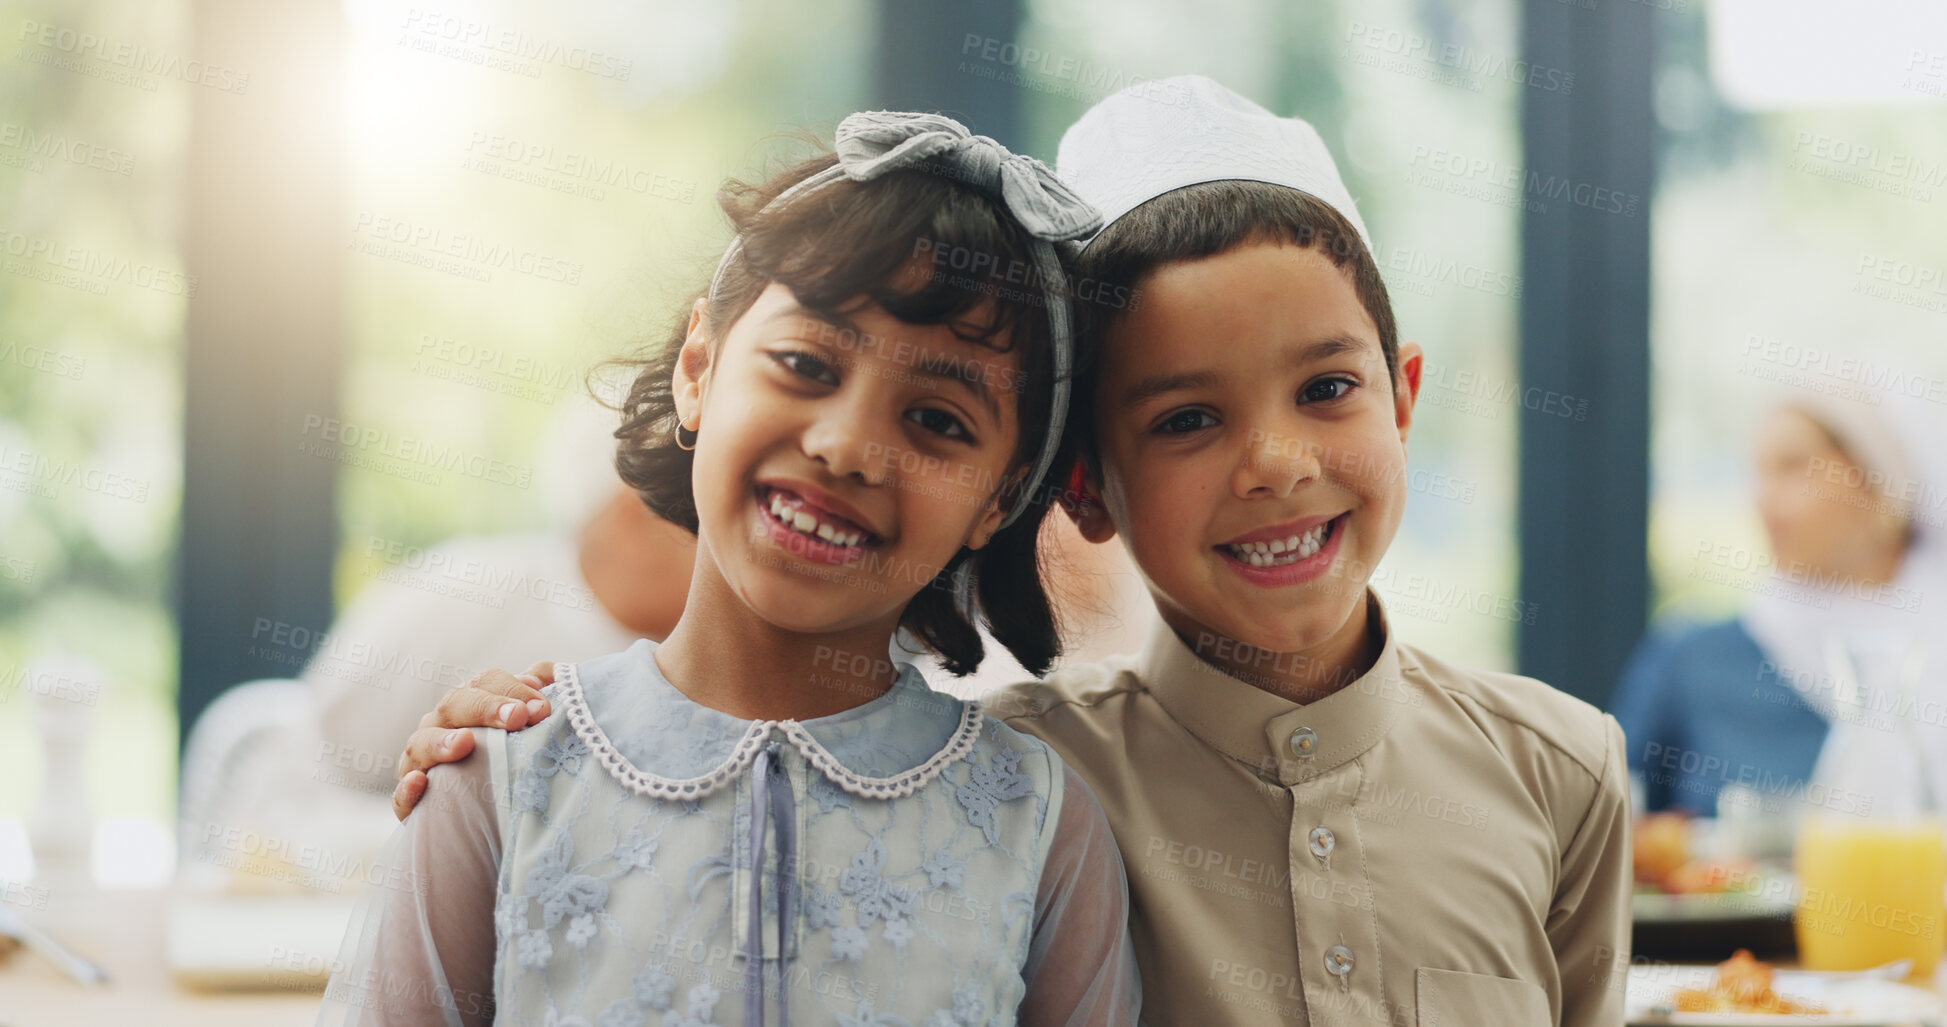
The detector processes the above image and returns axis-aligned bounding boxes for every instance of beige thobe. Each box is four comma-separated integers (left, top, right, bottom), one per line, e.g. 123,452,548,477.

989,591,1631,1026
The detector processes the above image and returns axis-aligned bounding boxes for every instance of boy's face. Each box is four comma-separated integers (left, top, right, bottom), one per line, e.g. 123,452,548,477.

1080,242,1423,660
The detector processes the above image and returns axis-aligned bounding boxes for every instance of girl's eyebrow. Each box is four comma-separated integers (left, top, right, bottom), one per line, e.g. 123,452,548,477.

911,351,1002,423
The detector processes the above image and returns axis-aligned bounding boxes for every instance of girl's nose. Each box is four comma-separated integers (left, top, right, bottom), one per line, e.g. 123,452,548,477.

800,399,890,487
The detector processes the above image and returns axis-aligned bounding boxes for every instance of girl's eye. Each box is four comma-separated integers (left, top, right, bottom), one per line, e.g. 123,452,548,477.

1156,409,1218,435
906,407,970,440
1301,376,1358,403
773,350,838,385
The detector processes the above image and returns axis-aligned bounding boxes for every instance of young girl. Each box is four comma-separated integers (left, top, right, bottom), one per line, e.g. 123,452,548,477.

317,111,1139,1027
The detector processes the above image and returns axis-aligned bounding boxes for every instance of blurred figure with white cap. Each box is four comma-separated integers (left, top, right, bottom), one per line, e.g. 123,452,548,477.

1614,387,1947,815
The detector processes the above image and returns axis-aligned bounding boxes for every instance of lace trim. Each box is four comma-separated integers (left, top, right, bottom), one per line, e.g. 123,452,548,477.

557,661,986,802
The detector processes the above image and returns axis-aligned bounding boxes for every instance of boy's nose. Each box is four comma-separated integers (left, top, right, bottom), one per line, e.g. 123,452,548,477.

1232,427,1319,498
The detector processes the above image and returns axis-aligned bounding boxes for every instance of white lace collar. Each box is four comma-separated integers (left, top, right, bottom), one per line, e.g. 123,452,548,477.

555,639,983,802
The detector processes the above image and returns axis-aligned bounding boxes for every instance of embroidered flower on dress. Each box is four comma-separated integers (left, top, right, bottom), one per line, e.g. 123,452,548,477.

831,924,868,962
956,745,1034,846
513,770,551,815
542,1008,593,1027
840,837,919,925
597,999,644,1027
921,846,965,889
804,885,844,931
838,999,908,1027
613,828,660,871
663,984,721,1027
632,966,676,1010
953,983,985,1024
882,917,914,951
535,734,591,777
566,912,598,948
517,928,554,969
524,831,611,930
810,774,853,815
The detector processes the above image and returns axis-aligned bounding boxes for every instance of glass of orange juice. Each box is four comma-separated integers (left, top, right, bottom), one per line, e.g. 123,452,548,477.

1795,814,1947,977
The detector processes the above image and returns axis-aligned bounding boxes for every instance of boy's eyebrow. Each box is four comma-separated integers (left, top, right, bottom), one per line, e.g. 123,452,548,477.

1120,334,1375,408
1122,369,1220,408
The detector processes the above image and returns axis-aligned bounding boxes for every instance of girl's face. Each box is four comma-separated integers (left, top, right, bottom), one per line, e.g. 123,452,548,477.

1078,242,1422,656
674,282,1025,634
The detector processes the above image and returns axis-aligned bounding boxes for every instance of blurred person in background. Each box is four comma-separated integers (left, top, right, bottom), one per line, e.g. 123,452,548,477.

1612,387,1947,816
177,394,696,888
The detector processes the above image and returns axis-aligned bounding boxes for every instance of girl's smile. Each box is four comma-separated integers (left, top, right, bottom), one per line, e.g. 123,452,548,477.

754,481,886,566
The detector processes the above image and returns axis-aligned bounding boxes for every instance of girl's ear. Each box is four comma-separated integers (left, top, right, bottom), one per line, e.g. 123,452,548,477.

963,468,1026,552
1061,461,1118,545
673,299,713,431
1393,340,1425,448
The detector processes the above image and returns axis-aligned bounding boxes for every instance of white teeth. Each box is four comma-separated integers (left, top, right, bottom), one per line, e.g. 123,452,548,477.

764,489,869,548
1224,518,1336,566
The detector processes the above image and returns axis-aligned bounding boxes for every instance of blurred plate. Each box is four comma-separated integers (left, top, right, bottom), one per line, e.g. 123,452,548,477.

1625,963,1943,1025
1634,888,1797,923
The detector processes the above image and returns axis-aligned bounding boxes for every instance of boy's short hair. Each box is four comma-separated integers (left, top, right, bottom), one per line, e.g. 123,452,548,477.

1077,179,1399,379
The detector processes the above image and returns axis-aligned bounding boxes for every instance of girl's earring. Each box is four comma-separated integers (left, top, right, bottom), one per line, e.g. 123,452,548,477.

674,421,699,451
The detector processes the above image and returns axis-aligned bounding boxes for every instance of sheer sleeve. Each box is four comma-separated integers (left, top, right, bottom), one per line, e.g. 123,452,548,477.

1019,764,1142,1026
317,729,505,1027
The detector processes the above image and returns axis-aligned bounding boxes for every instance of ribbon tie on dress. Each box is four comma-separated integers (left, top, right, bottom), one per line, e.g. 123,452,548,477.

745,740,799,1026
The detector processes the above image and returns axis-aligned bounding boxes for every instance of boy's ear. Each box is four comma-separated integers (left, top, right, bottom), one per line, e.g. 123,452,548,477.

1059,461,1119,545
1393,341,1425,447
673,299,713,431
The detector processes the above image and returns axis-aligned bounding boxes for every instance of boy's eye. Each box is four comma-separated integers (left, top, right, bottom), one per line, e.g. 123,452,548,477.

773,350,838,385
1300,376,1358,403
1155,409,1218,435
906,407,970,441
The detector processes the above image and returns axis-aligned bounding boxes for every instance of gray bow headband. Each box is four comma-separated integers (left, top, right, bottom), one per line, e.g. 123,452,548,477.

707,110,1102,531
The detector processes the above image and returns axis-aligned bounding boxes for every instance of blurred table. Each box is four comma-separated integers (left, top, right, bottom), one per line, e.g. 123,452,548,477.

1,887,321,1026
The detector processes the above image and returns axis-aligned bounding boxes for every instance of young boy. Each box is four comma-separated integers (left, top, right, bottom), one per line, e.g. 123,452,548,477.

391,76,1630,1025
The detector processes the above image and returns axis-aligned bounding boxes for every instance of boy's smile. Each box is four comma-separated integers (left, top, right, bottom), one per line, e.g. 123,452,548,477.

1076,241,1423,700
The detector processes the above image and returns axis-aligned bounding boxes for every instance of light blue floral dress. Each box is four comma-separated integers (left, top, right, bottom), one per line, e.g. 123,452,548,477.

319,639,1140,1027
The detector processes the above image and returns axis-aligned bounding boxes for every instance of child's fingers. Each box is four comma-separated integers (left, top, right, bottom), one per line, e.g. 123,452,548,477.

392,769,427,821
441,669,553,727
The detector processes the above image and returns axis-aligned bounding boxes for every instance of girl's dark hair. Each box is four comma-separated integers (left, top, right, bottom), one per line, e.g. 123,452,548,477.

609,148,1073,676
1067,181,1399,470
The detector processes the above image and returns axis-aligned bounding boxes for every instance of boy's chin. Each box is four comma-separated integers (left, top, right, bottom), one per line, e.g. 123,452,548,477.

1193,586,1369,655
